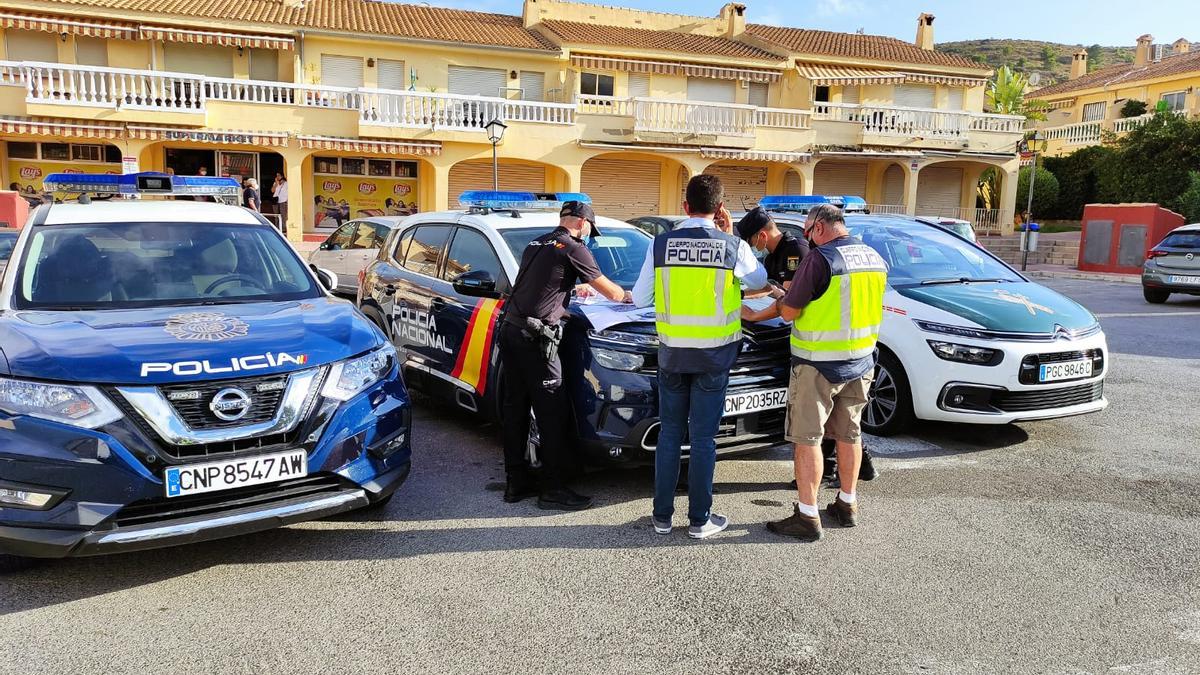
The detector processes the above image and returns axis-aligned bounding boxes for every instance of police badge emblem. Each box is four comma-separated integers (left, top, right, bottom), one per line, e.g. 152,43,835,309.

786,256,799,271
164,312,250,342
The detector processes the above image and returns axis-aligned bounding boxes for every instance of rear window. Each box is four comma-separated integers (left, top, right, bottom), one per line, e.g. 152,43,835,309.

0,233,16,261
1160,232,1200,249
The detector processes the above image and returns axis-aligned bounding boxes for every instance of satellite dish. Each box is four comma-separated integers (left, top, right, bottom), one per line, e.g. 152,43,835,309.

1029,72,1042,85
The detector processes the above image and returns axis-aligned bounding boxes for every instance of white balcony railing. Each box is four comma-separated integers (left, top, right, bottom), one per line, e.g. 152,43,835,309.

577,95,810,136
814,102,1023,138
1041,120,1102,145
206,77,361,110
7,60,206,112
1112,114,1154,134
359,89,574,131
753,106,812,130
575,94,634,117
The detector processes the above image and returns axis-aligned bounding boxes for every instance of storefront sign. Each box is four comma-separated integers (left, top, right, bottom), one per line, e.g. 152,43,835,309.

313,160,419,228
122,156,139,174
162,130,257,145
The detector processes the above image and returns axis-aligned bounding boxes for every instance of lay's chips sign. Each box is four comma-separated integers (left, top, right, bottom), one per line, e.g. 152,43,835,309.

313,169,419,228
9,159,120,200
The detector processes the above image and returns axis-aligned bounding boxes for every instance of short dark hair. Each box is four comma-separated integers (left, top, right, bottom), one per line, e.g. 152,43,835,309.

808,203,845,228
685,174,724,215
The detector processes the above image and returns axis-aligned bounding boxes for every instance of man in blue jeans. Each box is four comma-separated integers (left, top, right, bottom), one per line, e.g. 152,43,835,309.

632,175,770,539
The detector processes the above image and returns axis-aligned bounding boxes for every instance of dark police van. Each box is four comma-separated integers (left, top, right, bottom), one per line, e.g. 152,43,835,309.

358,191,790,466
0,173,411,569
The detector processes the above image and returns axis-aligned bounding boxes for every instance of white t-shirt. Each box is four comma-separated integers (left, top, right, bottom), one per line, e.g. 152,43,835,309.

273,181,289,203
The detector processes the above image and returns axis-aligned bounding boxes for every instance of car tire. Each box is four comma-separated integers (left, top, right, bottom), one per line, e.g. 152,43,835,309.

861,349,914,437
361,305,390,338
1143,287,1170,304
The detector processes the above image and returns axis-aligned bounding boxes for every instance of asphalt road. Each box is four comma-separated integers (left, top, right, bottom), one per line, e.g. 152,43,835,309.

3,279,1199,674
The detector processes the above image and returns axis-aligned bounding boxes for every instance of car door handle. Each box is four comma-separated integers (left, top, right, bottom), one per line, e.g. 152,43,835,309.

431,297,451,308
383,284,396,296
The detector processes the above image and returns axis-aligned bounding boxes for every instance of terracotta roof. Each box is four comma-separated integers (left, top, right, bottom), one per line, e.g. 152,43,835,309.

27,0,558,51
746,24,982,70
539,20,784,61
1030,51,1200,97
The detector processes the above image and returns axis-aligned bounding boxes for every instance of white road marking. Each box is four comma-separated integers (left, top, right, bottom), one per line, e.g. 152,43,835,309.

1096,311,1200,318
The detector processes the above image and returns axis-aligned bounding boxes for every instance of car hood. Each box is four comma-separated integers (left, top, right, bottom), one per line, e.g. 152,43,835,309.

0,298,382,385
895,281,1097,333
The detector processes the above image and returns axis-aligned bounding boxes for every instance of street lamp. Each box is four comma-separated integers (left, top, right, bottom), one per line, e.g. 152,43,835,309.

1020,129,1046,272
485,118,507,191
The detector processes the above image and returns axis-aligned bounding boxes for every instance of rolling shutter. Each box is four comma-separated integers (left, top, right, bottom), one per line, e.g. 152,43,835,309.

581,158,661,220
704,164,767,210
841,85,860,104
378,58,405,91
628,73,650,99
249,48,278,82
894,84,935,109
748,82,769,108
784,170,803,195
687,77,735,104
519,70,545,101
165,44,234,78
813,161,868,197
449,66,506,98
75,37,108,67
448,161,545,206
321,54,363,88
915,167,963,216
946,87,964,111
5,30,57,62
883,164,905,205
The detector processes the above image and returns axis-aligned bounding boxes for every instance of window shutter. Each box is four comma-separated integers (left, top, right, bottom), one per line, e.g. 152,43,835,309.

628,73,650,99
378,59,406,91
813,161,868,197
687,77,736,104
915,167,963,216
320,54,364,88
164,44,234,78
448,161,545,206
841,85,860,105
448,66,507,98
894,84,935,109
748,82,769,108
519,71,545,101
249,49,279,82
582,158,661,220
5,30,58,62
704,164,767,209
946,87,964,111
75,37,108,67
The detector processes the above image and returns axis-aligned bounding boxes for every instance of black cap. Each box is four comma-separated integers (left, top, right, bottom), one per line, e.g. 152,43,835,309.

736,207,772,242
560,200,600,236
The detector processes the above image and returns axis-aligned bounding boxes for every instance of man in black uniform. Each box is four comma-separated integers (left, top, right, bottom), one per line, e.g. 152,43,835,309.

736,207,809,289
500,201,631,511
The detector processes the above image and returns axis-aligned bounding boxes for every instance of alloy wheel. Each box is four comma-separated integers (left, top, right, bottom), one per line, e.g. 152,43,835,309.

865,364,898,429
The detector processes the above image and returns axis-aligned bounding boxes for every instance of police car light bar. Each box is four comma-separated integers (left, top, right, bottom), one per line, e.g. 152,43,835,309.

43,172,242,199
759,195,870,214
458,190,591,211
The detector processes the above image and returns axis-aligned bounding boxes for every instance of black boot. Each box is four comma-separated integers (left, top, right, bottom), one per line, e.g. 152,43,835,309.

503,473,539,504
821,438,839,487
537,487,593,511
859,446,879,482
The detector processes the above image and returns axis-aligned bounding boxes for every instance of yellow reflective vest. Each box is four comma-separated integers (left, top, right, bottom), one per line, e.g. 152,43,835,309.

790,238,888,363
653,227,743,371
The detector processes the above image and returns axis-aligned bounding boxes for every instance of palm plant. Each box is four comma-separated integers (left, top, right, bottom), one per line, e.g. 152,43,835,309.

987,65,1049,121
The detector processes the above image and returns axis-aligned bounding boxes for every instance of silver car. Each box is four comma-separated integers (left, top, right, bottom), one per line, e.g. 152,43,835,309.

308,217,404,295
1142,223,1200,303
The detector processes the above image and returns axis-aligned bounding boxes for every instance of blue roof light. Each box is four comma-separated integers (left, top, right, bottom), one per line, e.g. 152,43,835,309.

43,172,241,199
458,190,591,211
759,194,869,214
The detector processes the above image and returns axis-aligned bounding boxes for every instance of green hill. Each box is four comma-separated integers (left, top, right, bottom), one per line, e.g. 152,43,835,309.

937,39,1135,87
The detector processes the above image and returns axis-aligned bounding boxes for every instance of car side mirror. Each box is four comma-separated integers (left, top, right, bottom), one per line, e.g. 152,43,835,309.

452,269,499,298
311,264,338,292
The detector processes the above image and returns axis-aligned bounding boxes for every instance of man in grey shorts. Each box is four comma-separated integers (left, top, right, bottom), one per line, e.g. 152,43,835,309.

765,203,888,542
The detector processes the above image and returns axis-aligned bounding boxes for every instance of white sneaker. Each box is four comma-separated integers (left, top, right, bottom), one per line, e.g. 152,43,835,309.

687,514,729,539
652,516,672,535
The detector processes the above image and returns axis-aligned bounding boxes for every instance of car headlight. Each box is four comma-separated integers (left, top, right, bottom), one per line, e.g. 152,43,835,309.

588,328,659,348
914,320,992,340
0,377,123,429
322,344,397,401
592,347,645,372
927,341,1002,366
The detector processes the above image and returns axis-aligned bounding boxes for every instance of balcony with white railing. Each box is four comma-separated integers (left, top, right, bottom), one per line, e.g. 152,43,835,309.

575,94,811,148
359,89,575,133
813,102,1024,152
1040,120,1103,146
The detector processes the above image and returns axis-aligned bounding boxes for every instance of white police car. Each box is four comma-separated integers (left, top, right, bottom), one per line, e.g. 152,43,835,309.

359,191,791,465
757,196,1108,435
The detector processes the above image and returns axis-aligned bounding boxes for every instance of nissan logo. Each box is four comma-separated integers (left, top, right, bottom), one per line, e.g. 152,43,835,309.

209,387,252,421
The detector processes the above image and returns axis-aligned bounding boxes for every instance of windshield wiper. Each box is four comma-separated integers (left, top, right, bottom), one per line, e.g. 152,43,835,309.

920,277,1011,286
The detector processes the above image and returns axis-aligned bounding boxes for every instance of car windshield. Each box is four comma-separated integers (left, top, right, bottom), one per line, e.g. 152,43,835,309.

16,222,320,310
1160,232,1200,249
847,220,1022,287
501,227,651,289
0,233,16,261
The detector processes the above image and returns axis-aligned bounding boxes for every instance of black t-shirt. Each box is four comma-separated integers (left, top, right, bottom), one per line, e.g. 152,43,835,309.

508,227,602,324
763,232,810,285
242,188,260,210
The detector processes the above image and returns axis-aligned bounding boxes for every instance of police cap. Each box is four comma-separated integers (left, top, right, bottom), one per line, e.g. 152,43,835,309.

736,207,773,242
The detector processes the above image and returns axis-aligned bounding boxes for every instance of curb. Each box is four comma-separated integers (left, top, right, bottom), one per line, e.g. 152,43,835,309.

1024,269,1141,285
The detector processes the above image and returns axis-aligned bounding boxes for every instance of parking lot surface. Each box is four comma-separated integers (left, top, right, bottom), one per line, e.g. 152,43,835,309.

2,279,1199,674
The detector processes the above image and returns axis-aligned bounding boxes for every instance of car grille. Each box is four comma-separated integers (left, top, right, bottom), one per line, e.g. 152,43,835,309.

1018,349,1105,385
159,374,288,430
110,474,351,528
639,323,790,379
994,382,1104,412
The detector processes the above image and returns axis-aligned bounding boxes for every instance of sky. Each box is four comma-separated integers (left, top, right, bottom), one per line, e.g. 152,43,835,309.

403,0,1200,46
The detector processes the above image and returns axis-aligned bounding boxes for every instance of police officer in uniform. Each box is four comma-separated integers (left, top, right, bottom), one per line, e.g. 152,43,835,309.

500,201,631,511
736,207,809,289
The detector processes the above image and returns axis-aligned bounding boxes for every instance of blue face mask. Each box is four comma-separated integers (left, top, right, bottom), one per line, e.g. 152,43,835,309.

753,247,768,260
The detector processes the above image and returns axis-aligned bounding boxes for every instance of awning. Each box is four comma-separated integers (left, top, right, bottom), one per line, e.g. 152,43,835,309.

296,135,442,156
701,148,811,163
125,126,289,146
0,11,137,39
796,64,905,86
139,26,294,51
0,116,124,139
570,54,781,83
903,72,988,87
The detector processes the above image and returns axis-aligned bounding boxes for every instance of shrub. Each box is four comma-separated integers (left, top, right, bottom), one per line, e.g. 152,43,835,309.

1119,99,1147,118
1176,172,1200,223
1042,145,1116,219
1016,166,1060,217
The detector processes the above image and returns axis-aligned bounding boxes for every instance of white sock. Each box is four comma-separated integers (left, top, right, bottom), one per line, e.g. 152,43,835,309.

838,490,857,504
795,501,819,518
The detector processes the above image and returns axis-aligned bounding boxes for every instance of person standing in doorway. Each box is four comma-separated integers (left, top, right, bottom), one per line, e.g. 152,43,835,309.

767,203,887,542
632,175,770,539
242,178,261,212
273,173,289,235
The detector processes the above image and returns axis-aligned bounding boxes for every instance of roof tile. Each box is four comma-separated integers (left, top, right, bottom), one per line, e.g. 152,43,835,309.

746,24,982,70
539,20,784,61
1030,51,1200,97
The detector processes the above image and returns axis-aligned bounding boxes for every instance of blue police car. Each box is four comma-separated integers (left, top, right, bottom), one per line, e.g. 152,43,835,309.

358,191,790,467
0,173,411,568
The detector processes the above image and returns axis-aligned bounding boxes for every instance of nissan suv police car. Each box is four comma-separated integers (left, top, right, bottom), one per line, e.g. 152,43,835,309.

358,191,789,466
0,173,410,568
755,196,1108,435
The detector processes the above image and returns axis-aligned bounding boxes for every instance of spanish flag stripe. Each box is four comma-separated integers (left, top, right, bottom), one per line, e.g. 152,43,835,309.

450,302,485,379
473,300,502,395
450,298,503,393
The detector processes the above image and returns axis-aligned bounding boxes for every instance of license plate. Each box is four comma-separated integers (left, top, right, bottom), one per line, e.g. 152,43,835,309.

724,387,788,417
1038,360,1093,383
1168,275,1200,285
164,449,307,498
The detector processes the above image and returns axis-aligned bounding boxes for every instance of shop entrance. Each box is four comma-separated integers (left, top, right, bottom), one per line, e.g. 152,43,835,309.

164,148,215,176
164,148,285,225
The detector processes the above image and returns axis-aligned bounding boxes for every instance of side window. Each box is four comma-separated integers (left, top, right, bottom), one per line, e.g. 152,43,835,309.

348,222,377,250
442,227,509,292
372,224,392,249
402,225,451,278
392,228,414,264
327,222,354,250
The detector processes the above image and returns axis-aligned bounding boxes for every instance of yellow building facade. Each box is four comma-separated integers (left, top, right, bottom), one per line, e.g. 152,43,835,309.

1031,36,1200,157
0,0,1025,240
